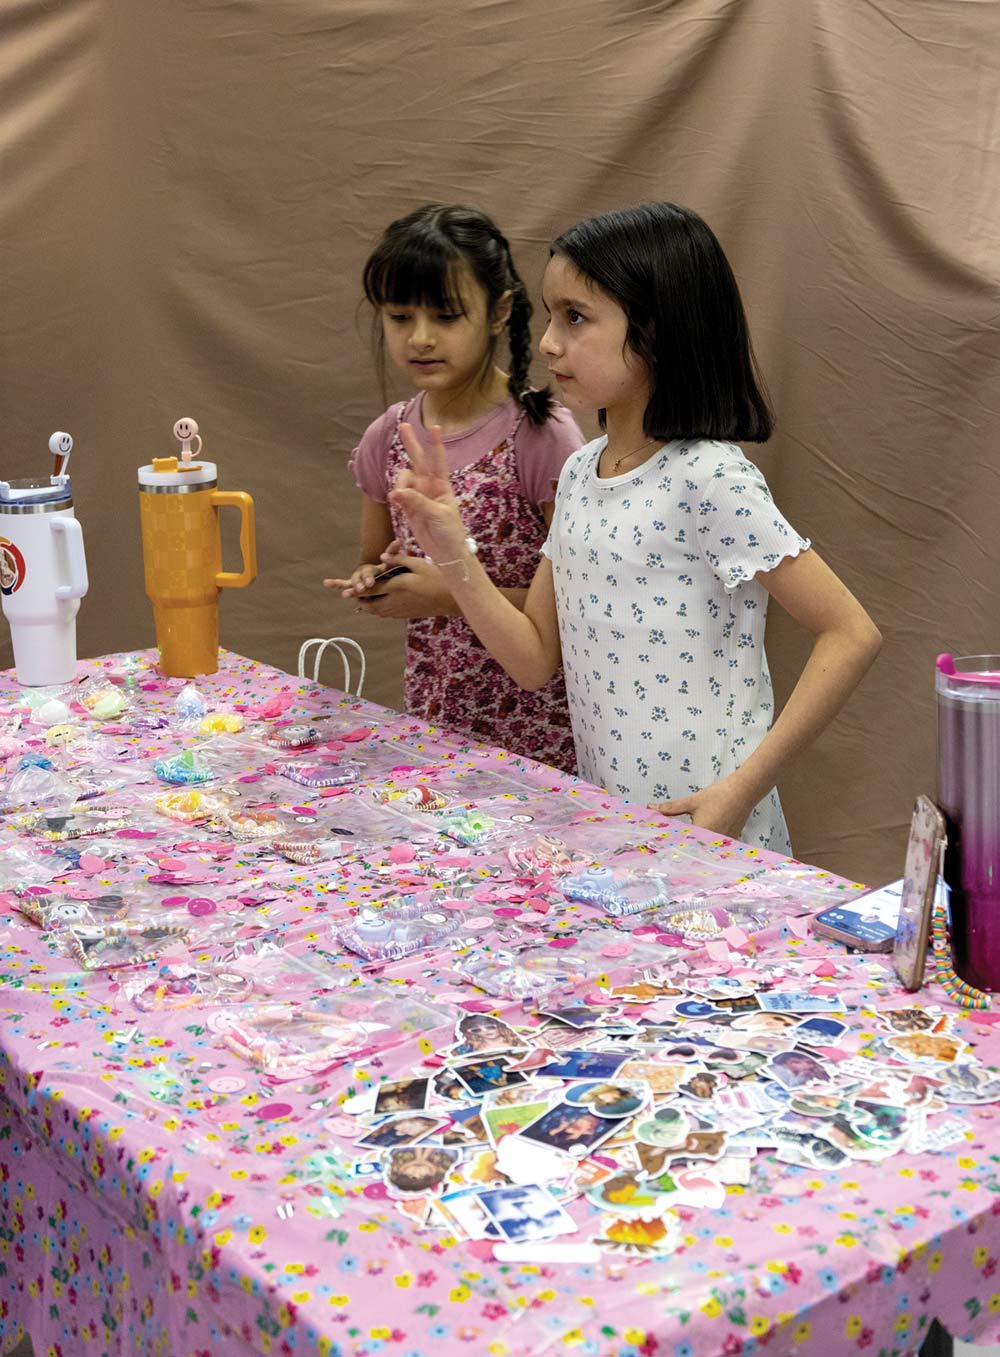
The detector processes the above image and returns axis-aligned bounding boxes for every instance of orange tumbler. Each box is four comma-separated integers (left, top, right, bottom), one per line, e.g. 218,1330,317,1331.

137,457,256,677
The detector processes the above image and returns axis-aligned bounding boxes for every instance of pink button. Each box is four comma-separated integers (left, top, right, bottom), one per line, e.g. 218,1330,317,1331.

208,1075,247,1094
363,1181,389,1200
256,1101,293,1120
161,895,190,908
600,943,631,958
187,898,217,917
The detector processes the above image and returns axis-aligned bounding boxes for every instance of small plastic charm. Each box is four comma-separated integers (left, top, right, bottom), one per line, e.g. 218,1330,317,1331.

268,725,322,750
280,761,362,789
154,751,212,785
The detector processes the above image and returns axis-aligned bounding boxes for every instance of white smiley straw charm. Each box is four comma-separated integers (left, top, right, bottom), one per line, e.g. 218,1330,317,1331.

173,417,203,464
49,431,73,477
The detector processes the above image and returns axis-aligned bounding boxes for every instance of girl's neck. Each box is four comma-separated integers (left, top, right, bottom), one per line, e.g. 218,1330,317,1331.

600,405,665,475
421,366,509,435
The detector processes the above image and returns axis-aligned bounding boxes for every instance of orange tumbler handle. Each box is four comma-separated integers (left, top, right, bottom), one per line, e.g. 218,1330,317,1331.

211,490,257,588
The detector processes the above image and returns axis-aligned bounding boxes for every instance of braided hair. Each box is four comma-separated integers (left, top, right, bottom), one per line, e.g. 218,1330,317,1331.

363,204,555,426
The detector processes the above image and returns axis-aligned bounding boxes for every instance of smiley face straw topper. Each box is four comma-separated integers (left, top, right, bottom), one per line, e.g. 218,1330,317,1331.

49,432,73,477
173,418,202,464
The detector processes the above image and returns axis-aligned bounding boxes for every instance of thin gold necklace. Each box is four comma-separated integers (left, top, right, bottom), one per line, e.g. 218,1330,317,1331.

608,437,658,474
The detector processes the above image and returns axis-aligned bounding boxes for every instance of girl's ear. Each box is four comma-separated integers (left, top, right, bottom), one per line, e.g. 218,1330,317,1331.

491,289,514,332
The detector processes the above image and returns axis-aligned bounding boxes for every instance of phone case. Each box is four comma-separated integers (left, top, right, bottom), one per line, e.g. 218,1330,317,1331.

893,794,946,991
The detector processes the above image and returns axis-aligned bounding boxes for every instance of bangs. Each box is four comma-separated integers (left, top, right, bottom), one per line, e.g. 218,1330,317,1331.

363,235,466,312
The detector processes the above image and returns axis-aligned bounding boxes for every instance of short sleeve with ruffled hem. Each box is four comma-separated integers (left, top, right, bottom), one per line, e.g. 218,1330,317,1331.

693,444,811,592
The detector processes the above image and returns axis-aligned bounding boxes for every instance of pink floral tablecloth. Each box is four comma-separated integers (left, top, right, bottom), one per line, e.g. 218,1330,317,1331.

1,650,999,1357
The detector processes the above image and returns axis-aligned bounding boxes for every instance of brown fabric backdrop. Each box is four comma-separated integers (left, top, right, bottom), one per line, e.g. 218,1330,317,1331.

2,0,998,884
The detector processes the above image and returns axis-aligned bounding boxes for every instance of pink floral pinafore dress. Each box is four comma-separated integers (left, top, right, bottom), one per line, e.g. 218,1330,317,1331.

385,404,576,774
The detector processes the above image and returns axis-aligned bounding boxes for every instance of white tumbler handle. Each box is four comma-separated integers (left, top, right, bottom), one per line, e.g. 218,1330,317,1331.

51,517,89,600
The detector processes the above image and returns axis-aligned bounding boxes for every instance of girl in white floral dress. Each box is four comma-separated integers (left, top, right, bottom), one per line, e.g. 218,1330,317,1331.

384,202,882,852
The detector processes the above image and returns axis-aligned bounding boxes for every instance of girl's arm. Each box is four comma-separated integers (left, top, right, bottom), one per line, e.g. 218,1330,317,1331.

651,549,882,838
388,422,562,687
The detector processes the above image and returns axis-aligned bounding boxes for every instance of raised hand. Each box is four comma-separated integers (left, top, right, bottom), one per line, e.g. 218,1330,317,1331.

389,423,469,564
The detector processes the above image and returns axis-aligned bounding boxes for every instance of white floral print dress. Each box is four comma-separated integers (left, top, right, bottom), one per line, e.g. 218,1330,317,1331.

542,436,811,851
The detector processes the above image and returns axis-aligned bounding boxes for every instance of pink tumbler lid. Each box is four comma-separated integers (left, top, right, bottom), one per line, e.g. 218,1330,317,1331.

937,653,1000,687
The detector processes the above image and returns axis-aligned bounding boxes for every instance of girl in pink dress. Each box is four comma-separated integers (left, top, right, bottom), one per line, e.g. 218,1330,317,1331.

326,204,581,772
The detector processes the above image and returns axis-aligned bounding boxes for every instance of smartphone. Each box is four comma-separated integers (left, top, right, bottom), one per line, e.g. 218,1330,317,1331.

809,794,947,966
364,564,411,599
893,794,947,991
810,885,902,953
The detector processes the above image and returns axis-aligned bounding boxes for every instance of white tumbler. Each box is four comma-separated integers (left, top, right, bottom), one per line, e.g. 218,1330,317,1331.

0,477,89,686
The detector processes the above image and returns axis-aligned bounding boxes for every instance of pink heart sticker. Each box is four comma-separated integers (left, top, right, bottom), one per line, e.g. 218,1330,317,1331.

388,845,417,864
78,854,109,875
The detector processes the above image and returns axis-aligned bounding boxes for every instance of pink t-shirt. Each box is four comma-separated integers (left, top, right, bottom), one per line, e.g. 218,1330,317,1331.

350,393,582,505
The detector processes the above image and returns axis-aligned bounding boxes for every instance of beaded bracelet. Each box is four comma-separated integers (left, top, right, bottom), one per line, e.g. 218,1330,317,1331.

931,901,991,1010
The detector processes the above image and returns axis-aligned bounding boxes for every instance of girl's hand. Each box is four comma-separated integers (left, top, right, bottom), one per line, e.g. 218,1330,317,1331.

354,553,455,621
389,423,470,563
649,776,757,841
323,562,383,598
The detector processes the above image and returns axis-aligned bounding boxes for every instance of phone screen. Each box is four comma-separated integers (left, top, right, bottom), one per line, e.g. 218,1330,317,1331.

812,885,902,950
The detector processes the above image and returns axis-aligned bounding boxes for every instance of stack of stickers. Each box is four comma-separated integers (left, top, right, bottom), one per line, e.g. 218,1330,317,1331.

332,967,1000,1257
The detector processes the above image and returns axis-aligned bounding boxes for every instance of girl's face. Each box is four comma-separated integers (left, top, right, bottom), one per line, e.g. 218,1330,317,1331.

539,254,651,420
380,264,503,397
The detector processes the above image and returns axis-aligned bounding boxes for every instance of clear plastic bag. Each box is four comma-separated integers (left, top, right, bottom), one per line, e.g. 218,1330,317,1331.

219,989,451,1076
13,887,129,929
561,865,674,916
335,899,465,962
451,928,667,1001
65,921,191,970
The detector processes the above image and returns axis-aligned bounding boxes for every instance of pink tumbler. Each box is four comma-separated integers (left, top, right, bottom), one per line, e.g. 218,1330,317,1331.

936,653,1000,991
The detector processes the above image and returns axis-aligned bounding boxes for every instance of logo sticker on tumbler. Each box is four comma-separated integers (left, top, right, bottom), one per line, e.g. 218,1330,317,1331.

0,538,26,595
